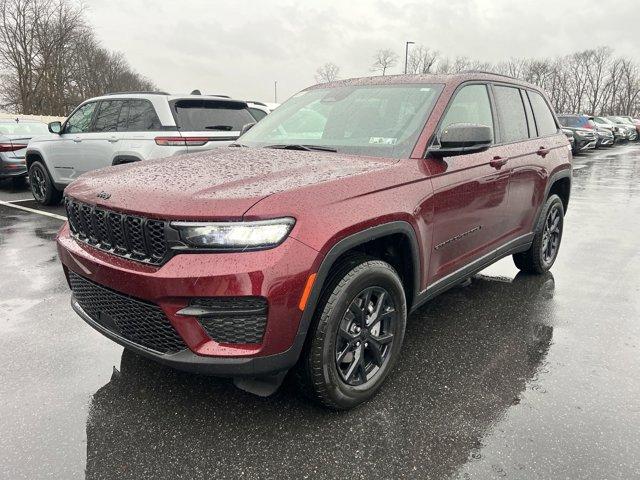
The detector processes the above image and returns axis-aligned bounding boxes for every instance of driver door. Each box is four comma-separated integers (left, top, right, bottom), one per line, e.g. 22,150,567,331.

48,101,97,183
424,83,510,283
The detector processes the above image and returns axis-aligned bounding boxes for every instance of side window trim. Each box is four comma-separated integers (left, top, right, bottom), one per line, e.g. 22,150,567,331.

521,89,538,138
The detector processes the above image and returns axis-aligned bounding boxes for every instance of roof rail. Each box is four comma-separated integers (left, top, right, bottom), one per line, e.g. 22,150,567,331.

103,91,170,96
461,70,520,81
247,101,267,107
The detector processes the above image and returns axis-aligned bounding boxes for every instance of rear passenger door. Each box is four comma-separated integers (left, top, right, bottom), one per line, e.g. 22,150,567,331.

493,86,560,237
117,99,166,162
425,83,511,283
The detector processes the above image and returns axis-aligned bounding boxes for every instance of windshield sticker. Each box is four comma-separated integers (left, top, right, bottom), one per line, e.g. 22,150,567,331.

369,137,398,145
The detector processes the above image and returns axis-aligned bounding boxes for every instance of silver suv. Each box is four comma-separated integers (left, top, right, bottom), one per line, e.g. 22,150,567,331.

26,92,260,205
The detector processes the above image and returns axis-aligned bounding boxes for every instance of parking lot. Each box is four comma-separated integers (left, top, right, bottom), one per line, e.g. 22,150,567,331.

1,146,639,479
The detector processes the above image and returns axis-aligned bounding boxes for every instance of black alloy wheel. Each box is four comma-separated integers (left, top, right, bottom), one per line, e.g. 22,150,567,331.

541,204,561,266
29,163,47,202
335,286,397,386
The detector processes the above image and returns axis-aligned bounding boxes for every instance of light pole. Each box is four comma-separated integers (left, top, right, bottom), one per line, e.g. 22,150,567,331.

404,41,415,74
274,81,278,103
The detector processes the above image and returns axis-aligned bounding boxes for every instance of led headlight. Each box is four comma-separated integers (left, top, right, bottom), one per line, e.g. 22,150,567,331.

172,218,295,249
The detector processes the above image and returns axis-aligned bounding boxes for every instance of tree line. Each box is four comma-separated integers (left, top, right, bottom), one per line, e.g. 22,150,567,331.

315,45,640,117
0,0,156,116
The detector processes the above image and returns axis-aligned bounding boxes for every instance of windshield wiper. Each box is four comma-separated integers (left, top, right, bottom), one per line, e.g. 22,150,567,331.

264,144,337,152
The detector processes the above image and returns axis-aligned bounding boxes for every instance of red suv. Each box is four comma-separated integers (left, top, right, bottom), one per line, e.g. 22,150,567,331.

57,73,571,409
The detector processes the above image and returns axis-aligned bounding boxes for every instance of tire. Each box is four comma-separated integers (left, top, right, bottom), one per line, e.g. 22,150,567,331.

29,161,62,205
513,194,564,274
295,255,407,410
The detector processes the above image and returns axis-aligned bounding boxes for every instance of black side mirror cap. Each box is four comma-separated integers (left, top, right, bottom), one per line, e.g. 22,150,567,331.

240,122,256,136
427,123,493,158
48,121,62,134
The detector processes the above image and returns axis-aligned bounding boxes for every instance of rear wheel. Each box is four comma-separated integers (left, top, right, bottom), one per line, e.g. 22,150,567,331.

296,256,406,410
513,194,564,274
29,161,62,205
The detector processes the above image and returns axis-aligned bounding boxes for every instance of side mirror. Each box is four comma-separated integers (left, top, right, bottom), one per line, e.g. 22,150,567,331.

428,123,493,158
48,121,62,134
240,122,256,136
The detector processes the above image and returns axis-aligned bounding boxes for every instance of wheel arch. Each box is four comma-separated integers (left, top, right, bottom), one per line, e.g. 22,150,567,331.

294,221,421,348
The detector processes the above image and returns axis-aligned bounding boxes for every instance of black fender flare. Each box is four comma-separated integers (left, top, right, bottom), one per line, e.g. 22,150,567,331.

289,221,422,360
112,155,142,166
533,168,572,231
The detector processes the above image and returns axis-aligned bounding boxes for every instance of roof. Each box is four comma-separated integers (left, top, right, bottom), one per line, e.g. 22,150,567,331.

305,72,541,92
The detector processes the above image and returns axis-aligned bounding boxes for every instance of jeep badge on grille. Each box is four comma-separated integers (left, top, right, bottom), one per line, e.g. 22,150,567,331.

96,191,111,199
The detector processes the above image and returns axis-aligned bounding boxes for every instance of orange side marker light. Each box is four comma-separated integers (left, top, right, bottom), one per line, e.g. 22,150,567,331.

298,273,317,311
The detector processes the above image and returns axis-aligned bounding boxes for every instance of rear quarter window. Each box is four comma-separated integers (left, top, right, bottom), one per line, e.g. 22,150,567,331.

528,91,558,136
173,100,255,132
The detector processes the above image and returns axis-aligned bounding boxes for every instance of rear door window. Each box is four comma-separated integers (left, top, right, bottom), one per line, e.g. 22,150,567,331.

493,85,528,143
528,91,558,136
173,100,255,131
93,100,124,132
120,100,162,131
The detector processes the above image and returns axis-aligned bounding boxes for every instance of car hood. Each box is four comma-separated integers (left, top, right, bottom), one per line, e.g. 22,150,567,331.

64,148,396,219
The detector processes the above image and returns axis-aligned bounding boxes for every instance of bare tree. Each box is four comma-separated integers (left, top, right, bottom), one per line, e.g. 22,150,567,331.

0,0,157,115
371,49,398,76
315,62,340,83
406,45,439,74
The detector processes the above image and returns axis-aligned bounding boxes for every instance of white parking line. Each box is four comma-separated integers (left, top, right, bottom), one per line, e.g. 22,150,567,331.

0,199,66,221
7,198,36,203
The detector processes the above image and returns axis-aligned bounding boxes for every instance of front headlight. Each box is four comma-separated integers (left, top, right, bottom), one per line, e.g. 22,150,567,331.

172,218,295,250
574,131,586,137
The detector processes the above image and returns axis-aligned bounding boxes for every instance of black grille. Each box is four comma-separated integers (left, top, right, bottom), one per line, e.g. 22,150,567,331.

69,272,187,354
194,297,268,344
64,198,168,265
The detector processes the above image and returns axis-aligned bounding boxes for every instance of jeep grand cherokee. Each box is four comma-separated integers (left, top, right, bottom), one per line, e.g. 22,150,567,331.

57,73,571,409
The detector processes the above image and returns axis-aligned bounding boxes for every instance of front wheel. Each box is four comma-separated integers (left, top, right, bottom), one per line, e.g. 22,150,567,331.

513,194,564,274
29,161,62,205
296,256,407,410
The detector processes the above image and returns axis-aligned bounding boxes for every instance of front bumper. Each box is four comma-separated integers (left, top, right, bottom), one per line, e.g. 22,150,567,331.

57,223,320,376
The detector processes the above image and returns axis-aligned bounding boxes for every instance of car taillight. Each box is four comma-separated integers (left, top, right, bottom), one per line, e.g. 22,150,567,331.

154,137,209,146
0,142,27,152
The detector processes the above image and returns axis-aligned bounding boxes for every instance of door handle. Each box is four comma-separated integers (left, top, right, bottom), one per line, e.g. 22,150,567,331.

108,136,118,143
489,156,508,169
537,146,550,157
73,136,82,143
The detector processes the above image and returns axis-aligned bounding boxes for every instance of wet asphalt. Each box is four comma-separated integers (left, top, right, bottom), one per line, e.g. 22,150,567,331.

1,146,639,480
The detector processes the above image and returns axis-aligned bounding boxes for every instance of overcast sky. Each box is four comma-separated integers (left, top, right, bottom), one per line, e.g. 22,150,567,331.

85,0,640,103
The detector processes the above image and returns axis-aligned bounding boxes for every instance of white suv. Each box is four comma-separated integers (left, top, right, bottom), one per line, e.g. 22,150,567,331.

26,92,259,205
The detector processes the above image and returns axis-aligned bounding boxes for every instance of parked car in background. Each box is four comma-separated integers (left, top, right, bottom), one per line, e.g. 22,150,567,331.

0,118,49,185
592,116,626,144
594,125,614,148
57,72,571,409
557,114,597,153
606,116,638,141
562,128,575,151
26,92,257,205
617,116,640,139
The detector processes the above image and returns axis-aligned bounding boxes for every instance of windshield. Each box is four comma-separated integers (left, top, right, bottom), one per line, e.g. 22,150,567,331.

239,83,443,158
0,121,48,135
